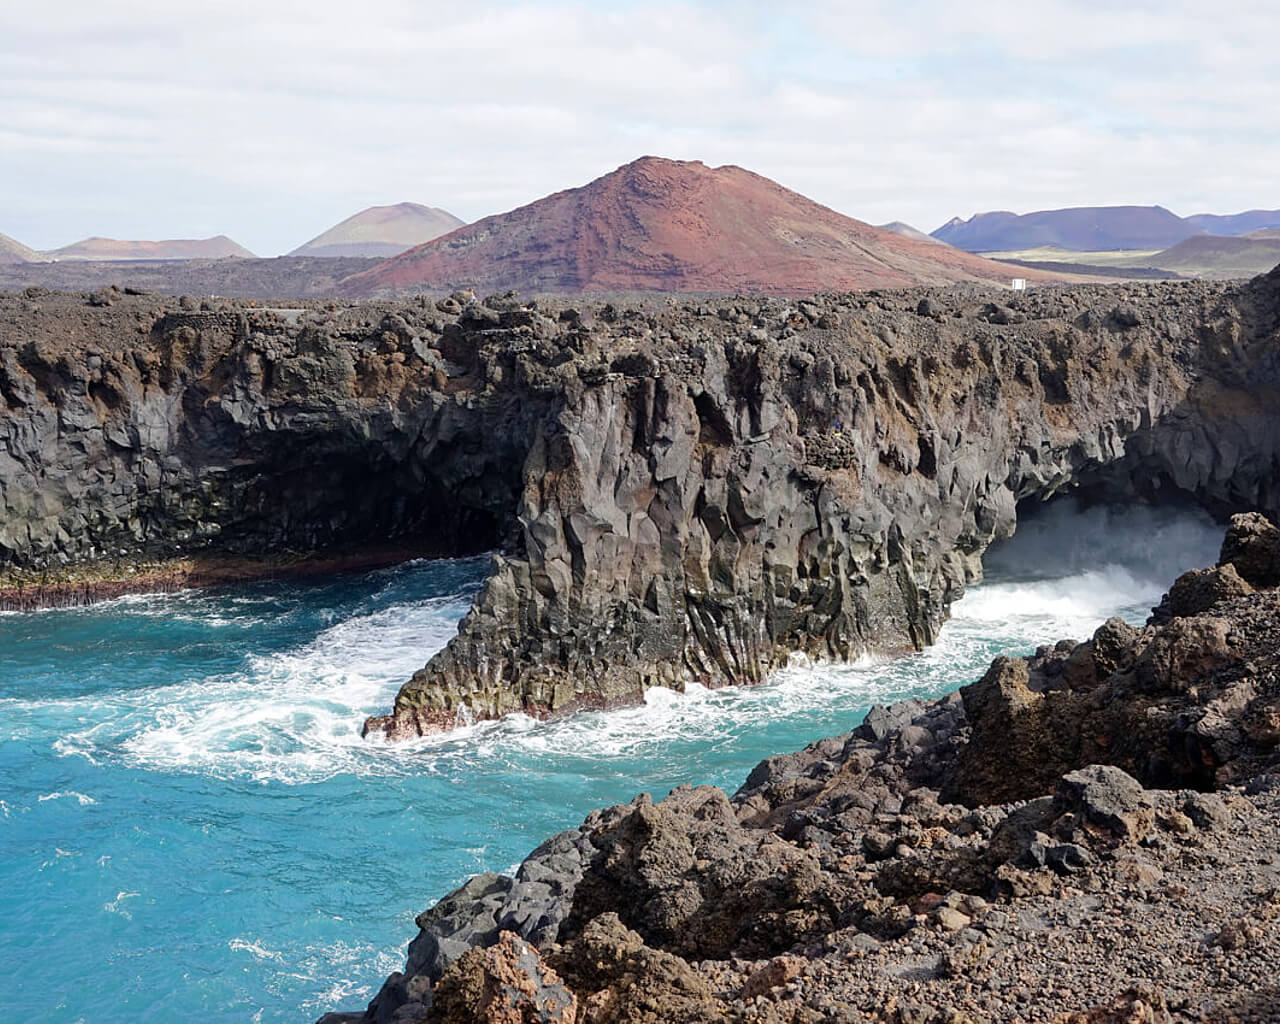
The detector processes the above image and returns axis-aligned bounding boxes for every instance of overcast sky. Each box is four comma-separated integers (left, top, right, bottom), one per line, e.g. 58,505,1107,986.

3,0,1276,255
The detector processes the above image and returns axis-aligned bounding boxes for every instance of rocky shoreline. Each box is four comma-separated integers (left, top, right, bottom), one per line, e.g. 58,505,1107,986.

0,543,445,612
320,513,1280,1023
4,272,1280,740
5,272,1280,1021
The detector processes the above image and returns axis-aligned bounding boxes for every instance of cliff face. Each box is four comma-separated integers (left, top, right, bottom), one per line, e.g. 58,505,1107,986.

0,290,547,606
371,271,1280,739
3,272,1280,734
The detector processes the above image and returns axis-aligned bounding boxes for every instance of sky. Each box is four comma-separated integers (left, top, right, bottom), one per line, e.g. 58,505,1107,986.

2,0,1277,256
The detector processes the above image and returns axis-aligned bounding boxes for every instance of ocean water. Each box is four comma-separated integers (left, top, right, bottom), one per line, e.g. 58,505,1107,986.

0,502,1221,1023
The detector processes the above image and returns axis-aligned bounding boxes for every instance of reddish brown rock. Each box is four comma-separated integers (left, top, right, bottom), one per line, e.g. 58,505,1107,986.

431,932,577,1024
739,955,806,1001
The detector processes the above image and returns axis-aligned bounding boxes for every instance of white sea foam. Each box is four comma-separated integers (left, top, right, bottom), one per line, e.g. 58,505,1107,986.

38,790,97,806
103,891,140,919
291,941,403,1011
958,566,1156,631
229,937,287,963
39,848,79,871
44,589,477,783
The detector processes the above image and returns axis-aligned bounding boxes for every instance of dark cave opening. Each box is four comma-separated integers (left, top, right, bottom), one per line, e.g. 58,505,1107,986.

161,443,522,567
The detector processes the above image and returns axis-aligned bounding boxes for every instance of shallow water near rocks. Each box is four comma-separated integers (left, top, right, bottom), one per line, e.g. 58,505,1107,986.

0,502,1220,1023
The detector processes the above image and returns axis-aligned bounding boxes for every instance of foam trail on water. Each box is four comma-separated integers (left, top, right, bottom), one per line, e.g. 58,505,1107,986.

43,560,484,782
37,791,97,806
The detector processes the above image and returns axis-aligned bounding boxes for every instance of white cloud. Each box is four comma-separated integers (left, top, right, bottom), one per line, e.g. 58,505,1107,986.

1,0,1277,253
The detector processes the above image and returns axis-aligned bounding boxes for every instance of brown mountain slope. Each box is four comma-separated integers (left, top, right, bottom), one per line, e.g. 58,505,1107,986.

0,232,39,263
341,157,1055,297
49,235,256,261
1130,235,1280,279
290,202,465,258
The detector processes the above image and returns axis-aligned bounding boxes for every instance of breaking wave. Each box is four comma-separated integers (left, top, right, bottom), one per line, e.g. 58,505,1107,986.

28,501,1222,786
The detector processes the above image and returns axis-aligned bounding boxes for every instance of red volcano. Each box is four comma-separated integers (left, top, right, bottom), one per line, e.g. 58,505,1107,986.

340,157,1053,297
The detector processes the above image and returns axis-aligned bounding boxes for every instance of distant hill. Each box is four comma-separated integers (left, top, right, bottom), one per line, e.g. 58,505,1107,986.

877,221,942,244
1185,210,1280,236
935,204,1280,254
1129,235,1280,280
290,203,465,258
341,156,1055,297
47,235,256,261
0,232,38,263
933,206,1193,252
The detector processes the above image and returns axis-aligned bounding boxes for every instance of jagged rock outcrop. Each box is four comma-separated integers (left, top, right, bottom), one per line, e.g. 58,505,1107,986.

325,516,1280,1024
5,272,1280,735
370,269,1280,739
430,932,577,1024
942,510,1280,805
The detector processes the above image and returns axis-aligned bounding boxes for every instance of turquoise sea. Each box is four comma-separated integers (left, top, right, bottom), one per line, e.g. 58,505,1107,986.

0,503,1221,1023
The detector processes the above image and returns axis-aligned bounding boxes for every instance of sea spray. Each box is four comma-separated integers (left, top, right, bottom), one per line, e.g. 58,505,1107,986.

982,498,1221,584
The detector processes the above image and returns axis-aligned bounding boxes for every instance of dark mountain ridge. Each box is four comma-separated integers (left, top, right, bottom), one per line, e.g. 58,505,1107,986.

935,204,1280,252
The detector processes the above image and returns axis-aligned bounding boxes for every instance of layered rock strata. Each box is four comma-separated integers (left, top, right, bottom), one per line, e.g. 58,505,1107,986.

3,272,1280,735
322,514,1280,1024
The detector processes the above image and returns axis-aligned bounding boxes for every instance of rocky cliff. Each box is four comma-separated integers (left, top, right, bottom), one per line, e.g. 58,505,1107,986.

3,272,1280,737
321,514,1280,1024
0,288,545,607
369,269,1280,740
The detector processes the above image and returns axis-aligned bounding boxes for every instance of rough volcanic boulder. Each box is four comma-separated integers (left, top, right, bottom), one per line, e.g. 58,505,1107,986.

1219,511,1280,587
945,518,1280,805
562,785,852,960
430,932,577,1024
